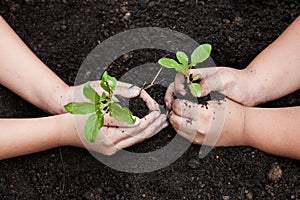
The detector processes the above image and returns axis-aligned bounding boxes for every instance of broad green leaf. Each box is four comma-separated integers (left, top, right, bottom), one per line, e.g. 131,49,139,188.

191,44,212,65
158,58,180,69
188,83,202,97
84,113,102,142
64,102,96,114
176,51,188,66
110,103,136,124
83,81,100,103
158,58,187,73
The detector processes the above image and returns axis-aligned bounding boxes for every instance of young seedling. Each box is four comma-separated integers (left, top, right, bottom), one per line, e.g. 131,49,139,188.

64,71,136,142
157,44,212,97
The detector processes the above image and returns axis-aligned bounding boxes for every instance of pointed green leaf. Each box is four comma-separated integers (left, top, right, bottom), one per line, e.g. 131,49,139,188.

64,102,96,114
83,81,100,103
188,83,202,97
176,51,188,66
84,113,102,142
191,44,212,65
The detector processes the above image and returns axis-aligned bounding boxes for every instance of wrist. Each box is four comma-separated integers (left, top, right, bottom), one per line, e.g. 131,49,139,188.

48,85,73,114
57,113,83,147
237,68,259,106
220,99,247,146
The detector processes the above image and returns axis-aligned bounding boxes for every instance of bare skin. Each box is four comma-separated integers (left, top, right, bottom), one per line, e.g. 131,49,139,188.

0,16,167,160
166,15,300,160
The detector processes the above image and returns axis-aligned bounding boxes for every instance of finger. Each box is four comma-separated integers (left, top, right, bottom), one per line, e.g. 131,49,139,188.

101,111,161,144
140,89,160,111
115,115,168,149
169,112,197,134
174,73,186,96
189,68,219,79
172,99,201,120
103,113,140,127
169,112,206,136
164,82,175,111
114,84,141,98
199,74,225,96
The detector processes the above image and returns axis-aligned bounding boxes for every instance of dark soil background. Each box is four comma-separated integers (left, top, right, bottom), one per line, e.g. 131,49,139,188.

1,0,300,199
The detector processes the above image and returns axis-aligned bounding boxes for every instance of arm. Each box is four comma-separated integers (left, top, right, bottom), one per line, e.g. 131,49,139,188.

169,97,300,160
244,15,300,105
244,106,300,159
0,112,167,160
0,16,70,114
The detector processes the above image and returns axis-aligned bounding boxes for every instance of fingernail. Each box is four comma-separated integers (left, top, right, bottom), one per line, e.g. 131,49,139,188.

130,87,141,96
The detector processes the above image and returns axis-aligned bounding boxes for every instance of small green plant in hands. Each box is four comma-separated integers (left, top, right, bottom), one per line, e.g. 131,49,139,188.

64,71,136,142
158,44,212,97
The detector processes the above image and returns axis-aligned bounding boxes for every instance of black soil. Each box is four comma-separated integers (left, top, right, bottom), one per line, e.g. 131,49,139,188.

1,0,300,199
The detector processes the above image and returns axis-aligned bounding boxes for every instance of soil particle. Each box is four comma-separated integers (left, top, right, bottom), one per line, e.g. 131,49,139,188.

83,188,103,200
267,163,283,183
187,158,200,169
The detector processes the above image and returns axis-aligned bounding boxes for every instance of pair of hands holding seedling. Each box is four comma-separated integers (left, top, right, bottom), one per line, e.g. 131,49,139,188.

65,44,234,154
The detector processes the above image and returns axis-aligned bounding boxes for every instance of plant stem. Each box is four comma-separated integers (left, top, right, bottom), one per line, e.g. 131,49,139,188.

143,66,163,90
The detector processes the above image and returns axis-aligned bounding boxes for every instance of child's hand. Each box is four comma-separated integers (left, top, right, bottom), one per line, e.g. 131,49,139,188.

165,67,255,108
62,81,167,155
168,98,246,147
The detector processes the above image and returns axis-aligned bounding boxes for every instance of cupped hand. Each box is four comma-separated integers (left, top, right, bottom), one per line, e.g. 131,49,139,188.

165,67,255,107
168,98,246,147
66,80,167,155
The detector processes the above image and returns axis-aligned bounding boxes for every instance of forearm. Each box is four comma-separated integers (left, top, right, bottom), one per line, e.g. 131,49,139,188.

0,16,70,114
243,15,300,105
244,106,300,159
0,114,81,160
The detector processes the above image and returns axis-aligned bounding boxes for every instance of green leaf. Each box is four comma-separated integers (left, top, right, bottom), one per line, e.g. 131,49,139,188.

83,81,100,103
96,110,104,128
64,102,97,114
191,44,212,65
101,71,117,91
109,103,136,124
176,51,188,66
158,58,187,73
100,79,109,93
84,113,102,142
100,92,107,101
158,58,179,69
188,83,202,97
